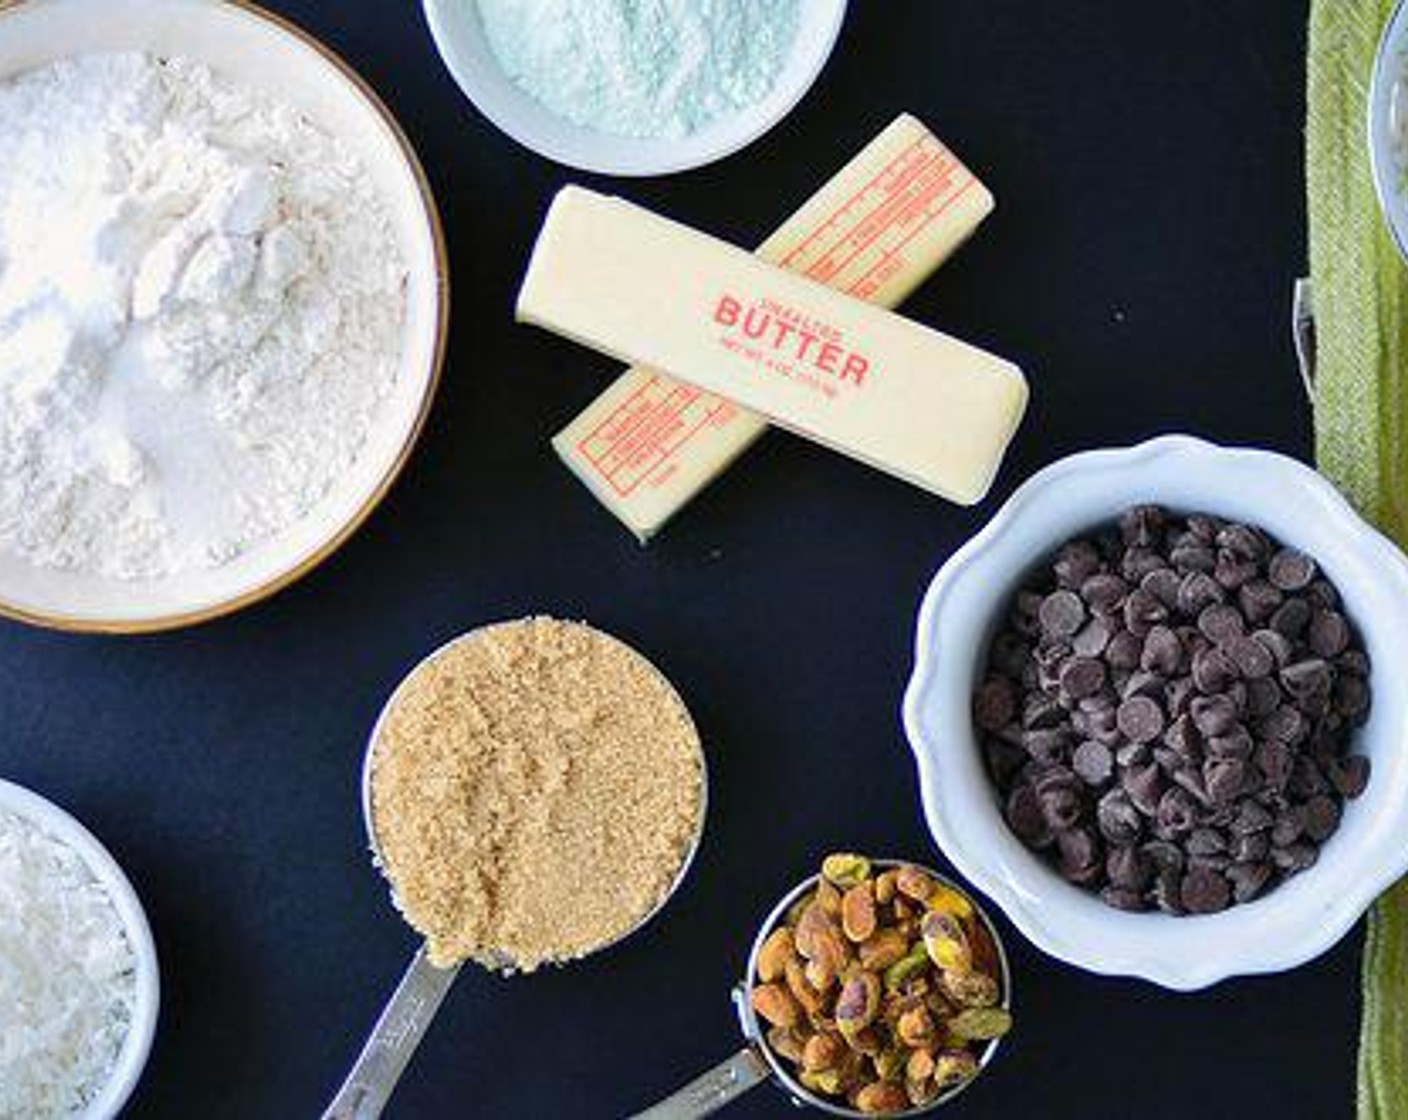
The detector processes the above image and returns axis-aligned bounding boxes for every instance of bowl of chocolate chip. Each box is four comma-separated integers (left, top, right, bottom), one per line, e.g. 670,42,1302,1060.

903,435,1408,989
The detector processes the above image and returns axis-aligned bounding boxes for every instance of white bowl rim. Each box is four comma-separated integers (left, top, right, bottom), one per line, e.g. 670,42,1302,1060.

0,0,450,635
1369,0,1408,263
902,434,1408,990
420,0,849,176
0,777,160,1118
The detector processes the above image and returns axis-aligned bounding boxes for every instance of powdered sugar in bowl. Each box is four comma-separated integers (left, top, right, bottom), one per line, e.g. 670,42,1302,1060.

0,778,160,1118
424,0,849,175
0,0,447,632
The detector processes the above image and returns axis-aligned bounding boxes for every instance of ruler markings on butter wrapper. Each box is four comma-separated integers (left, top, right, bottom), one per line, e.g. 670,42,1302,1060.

552,114,994,541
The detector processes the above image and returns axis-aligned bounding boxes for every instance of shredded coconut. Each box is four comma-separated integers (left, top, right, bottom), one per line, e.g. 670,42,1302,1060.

0,808,137,1116
0,53,406,579
476,0,801,139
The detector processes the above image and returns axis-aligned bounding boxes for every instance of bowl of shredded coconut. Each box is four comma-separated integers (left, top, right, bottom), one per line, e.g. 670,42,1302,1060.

423,0,849,175
0,0,448,632
0,778,160,1118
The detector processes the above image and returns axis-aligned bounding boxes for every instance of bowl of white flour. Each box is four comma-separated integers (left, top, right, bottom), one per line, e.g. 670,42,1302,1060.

0,0,448,632
424,0,849,175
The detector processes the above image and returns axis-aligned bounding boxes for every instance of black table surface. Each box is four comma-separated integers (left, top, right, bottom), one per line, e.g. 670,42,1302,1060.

0,2,1350,1117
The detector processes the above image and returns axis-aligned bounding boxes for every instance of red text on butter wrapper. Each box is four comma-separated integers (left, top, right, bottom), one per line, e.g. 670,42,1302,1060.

713,295,870,397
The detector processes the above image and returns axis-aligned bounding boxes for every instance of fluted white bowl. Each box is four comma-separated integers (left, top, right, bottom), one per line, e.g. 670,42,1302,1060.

903,435,1408,990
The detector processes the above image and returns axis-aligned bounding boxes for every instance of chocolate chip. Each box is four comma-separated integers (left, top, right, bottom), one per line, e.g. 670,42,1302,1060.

1057,827,1103,884
1141,625,1182,675
1072,618,1112,658
1123,761,1166,817
1204,758,1253,805
1101,887,1149,911
1218,524,1268,561
1191,647,1239,694
1230,832,1270,864
1172,546,1218,576
1214,550,1259,591
1121,670,1165,703
1054,541,1102,589
1308,610,1351,658
1060,656,1107,700
1197,603,1245,646
1227,861,1272,904
1039,589,1086,639
1334,674,1371,721
1268,548,1318,591
1206,726,1254,760
1231,799,1273,835
1124,588,1167,636
1181,867,1231,914
1005,784,1052,848
1122,548,1167,583
1244,676,1282,718
1190,694,1238,737
1259,704,1307,746
1272,843,1318,874
1117,695,1165,743
1238,578,1284,625
1166,676,1197,717
1163,713,1202,760
1141,568,1182,609
974,677,1018,732
1105,630,1144,670
1186,827,1227,856
1251,629,1294,669
1330,755,1371,799
1106,845,1153,891
1269,597,1312,638
1081,573,1129,613
1156,787,1199,835
1281,659,1331,702
1073,740,1115,786
1097,788,1145,845
1228,636,1274,680
1303,794,1341,843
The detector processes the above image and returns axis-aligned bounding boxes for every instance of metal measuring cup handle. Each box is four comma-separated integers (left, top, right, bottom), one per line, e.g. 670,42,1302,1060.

629,1041,772,1119
322,946,461,1120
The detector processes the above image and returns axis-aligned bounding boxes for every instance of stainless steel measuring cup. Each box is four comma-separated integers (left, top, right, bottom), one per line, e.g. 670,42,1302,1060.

633,859,1012,1119
323,625,708,1120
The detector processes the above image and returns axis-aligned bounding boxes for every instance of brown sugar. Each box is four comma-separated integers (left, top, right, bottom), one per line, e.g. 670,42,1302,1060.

369,617,705,970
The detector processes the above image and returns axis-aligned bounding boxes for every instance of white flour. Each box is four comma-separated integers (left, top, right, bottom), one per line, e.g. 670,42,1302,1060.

476,0,800,139
0,53,406,580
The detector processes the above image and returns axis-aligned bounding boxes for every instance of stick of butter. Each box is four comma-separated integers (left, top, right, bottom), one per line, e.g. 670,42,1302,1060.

518,188,1028,506
551,115,994,541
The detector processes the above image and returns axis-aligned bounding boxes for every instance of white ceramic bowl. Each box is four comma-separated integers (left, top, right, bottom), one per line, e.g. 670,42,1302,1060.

0,778,160,1118
902,435,1408,990
422,0,848,176
1371,0,1408,261
0,0,448,633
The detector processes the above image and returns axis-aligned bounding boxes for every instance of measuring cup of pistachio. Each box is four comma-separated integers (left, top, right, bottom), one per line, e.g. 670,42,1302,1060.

634,855,1013,1118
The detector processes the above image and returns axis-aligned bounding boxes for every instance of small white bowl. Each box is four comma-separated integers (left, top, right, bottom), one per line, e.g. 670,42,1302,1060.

902,435,1408,990
0,778,160,1118
0,0,448,633
422,0,848,176
1371,0,1408,261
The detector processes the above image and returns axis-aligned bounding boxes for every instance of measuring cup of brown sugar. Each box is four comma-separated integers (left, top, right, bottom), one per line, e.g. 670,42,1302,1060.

323,618,708,1120
634,857,1013,1119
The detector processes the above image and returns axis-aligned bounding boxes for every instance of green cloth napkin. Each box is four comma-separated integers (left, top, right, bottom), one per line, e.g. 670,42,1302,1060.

1308,3,1408,1116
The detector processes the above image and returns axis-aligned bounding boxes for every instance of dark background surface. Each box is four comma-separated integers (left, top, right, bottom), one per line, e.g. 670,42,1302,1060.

0,1,1346,1117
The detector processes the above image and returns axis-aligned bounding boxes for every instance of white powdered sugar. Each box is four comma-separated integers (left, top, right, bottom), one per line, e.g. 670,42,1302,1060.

0,53,406,579
0,808,137,1115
